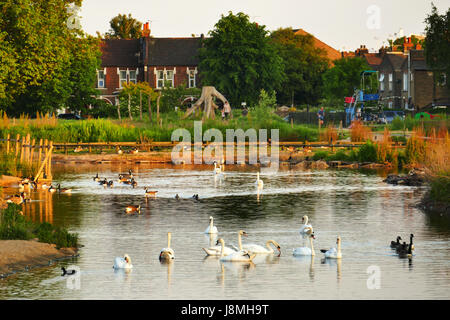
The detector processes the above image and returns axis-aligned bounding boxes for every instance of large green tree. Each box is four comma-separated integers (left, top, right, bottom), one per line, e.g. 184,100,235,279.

105,13,143,39
270,28,330,106
424,4,450,91
0,0,101,116
322,57,372,103
198,12,284,107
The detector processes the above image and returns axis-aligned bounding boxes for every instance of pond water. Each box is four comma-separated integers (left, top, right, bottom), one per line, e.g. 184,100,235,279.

1,164,449,300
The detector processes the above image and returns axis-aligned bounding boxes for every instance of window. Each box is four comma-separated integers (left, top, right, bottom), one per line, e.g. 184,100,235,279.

119,70,127,88
129,70,137,84
156,70,165,88
97,70,105,88
166,70,174,87
437,73,447,87
388,101,393,109
403,73,408,91
388,73,393,91
188,69,196,88
379,73,385,91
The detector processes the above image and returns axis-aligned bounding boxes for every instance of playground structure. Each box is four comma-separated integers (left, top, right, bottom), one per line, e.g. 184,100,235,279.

183,86,229,120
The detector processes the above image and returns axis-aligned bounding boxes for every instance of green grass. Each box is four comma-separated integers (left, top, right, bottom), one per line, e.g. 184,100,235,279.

429,174,450,203
0,204,78,248
0,109,320,143
0,152,37,177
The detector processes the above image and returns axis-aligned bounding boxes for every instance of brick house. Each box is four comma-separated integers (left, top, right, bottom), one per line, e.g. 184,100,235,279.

96,27,202,105
377,52,408,109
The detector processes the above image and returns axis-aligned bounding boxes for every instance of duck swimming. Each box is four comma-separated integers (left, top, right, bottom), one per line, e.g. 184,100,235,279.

125,205,140,214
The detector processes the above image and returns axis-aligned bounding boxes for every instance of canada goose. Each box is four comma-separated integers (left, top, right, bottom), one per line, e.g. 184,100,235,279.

48,185,57,193
57,184,72,193
175,194,180,200
408,234,415,251
192,194,199,201
74,146,83,153
6,193,25,205
61,267,76,276
144,187,158,197
131,147,139,154
125,205,140,214
118,169,133,179
93,173,100,182
397,242,412,258
99,178,108,186
131,179,138,188
107,180,114,188
390,236,402,249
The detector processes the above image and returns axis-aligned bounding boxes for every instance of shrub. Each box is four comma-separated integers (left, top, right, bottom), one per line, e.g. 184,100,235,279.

326,150,350,162
312,150,329,161
0,204,34,240
350,120,372,142
357,140,378,162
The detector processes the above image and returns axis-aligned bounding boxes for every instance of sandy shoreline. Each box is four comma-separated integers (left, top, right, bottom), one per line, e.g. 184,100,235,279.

0,240,78,278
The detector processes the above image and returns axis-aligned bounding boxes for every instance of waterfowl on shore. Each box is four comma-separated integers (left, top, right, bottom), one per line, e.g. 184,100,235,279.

61,267,77,276
57,184,72,194
204,216,218,234
144,187,158,197
390,236,402,249
321,236,342,259
125,205,140,214
107,180,114,188
113,254,133,269
159,232,175,261
6,193,25,205
131,147,139,154
293,233,315,256
74,146,83,153
216,238,256,262
175,194,180,200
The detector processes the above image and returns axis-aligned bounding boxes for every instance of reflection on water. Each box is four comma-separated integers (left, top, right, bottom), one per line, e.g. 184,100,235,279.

0,164,449,300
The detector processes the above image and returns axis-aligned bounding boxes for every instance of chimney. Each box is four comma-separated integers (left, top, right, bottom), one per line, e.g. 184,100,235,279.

142,22,151,37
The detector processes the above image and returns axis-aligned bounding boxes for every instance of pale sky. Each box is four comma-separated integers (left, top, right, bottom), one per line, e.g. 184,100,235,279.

80,0,449,52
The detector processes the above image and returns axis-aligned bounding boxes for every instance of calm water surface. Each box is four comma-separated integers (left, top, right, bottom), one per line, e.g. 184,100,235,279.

1,164,449,300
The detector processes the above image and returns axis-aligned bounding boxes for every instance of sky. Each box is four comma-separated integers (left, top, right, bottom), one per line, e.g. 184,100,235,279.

79,0,449,52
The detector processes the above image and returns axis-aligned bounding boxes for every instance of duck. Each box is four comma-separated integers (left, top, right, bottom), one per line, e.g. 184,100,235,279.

256,172,264,188
119,169,133,179
93,173,100,182
242,239,281,255
74,146,83,153
390,236,402,249
175,194,180,200
299,215,313,239
107,180,114,188
131,179,138,188
117,147,123,155
131,147,139,155
144,187,158,197
204,216,218,234
57,184,72,194
48,185,57,193
6,193,25,205
125,205,140,214
99,178,108,186
320,236,342,259
61,267,76,276
293,233,315,256
216,238,256,262
159,232,175,261
113,254,133,269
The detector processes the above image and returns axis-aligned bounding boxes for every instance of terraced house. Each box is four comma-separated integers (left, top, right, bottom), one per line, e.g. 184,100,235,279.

96,24,202,106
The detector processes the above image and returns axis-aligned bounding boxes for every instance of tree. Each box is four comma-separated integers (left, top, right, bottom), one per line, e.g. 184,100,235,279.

322,57,372,104
118,82,158,121
105,14,143,39
0,0,101,116
270,28,330,106
424,4,450,91
198,12,284,108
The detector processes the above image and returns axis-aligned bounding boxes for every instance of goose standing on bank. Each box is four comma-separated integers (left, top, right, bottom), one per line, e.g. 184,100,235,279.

113,254,133,269
213,161,222,175
160,232,175,261
293,233,316,256
204,216,218,234
216,238,256,262
321,236,342,259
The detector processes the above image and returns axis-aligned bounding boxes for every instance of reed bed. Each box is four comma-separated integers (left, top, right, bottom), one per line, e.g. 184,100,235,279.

350,120,372,142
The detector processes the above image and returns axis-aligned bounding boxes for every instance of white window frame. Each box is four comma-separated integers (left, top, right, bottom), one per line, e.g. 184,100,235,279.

156,70,165,89
119,70,127,88
97,70,105,88
388,101,393,109
379,73,385,91
388,73,393,91
187,68,197,88
129,70,137,84
155,68,175,88
165,70,174,88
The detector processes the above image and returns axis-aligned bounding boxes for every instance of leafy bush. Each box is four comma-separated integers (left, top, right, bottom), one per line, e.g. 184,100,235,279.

357,140,378,162
325,150,351,162
429,175,450,203
312,150,329,161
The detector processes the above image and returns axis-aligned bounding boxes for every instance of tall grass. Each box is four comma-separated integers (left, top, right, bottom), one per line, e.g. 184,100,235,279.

350,120,372,142
0,152,37,177
320,124,338,144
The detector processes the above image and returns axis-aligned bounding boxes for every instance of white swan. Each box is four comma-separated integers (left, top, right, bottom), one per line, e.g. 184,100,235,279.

242,240,281,255
113,254,133,269
293,233,316,256
202,230,247,256
213,161,222,175
160,232,175,260
204,216,218,234
321,236,342,259
299,215,313,239
216,238,256,262
256,172,264,188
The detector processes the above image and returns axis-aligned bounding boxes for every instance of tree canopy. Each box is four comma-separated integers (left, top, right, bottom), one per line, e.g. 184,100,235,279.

424,4,450,91
0,0,101,116
270,28,330,106
198,12,284,108
322,57,372,103
105,13,143,39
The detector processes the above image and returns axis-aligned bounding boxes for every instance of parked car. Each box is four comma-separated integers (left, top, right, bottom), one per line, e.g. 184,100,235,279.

381,111,405,123
57,113,82,120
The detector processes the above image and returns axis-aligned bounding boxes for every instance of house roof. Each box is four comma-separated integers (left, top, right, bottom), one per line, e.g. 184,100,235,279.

385,53,407,71
100,39,140,67
146,37,202,66
363,53,382,67
293,28,341,62
409,50,430,71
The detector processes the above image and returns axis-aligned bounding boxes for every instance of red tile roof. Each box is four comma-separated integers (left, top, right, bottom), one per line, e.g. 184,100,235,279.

293,29,341,62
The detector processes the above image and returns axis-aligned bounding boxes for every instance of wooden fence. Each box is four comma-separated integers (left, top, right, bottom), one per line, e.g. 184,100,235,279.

1,133,53,182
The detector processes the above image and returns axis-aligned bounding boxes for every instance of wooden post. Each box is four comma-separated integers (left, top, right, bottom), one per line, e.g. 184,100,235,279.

34,144,53,182
43,139,48,179
25,133,30,162
20,136,25,162
15,134,20,158
128,93,133,120
291,117,293,128
148,94,152,122
47,141,53,180
6,133,10,154
139,90,143,121
38,139,43,166
156,91,161,123
30,139,35,164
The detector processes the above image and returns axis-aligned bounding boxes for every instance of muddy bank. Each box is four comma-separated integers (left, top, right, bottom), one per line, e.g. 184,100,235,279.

0,175,21,187
0,240,78,278
418,192,450,217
